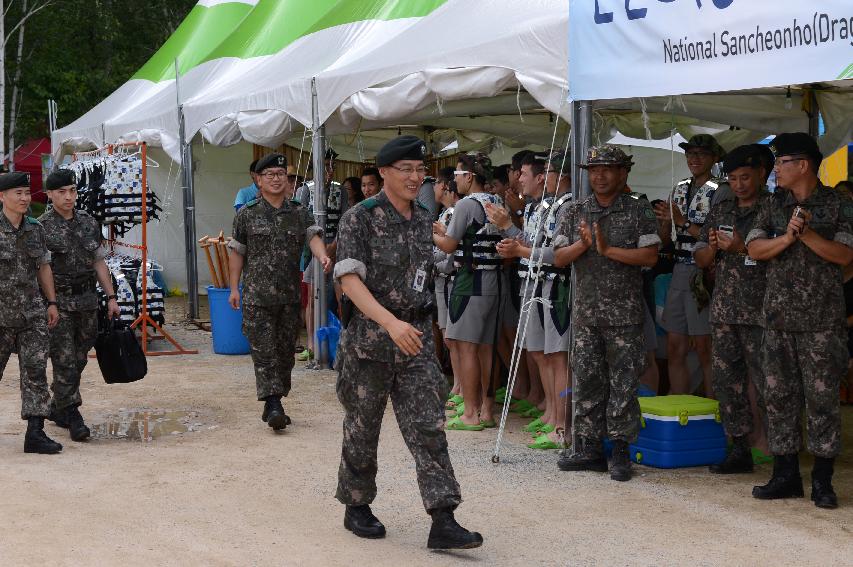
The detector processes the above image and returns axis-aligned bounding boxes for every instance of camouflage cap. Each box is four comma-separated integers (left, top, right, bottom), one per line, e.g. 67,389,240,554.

579,145,633,169
678,134,725,159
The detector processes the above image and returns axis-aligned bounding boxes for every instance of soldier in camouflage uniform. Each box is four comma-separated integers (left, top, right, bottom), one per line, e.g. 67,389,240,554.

552,146,660,482
227,153,330,431
40,169,122,442
746,133,853,509
694,145,770,474
334,136,482,550
0,172,63,454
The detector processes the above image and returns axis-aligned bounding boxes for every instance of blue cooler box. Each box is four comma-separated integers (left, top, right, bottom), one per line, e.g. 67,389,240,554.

631,395,727,469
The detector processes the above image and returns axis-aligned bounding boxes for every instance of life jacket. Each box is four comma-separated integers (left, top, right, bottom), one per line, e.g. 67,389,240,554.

435,206,454,278
518,196,551,279
540,192,573,279
671,177,721,263
305,180,343,237
453,192,503,271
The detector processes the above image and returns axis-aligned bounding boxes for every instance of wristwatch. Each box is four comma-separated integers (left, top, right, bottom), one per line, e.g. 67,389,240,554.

47,301,58,307
514,209,524,217
107,294,118,300
679,221,692,231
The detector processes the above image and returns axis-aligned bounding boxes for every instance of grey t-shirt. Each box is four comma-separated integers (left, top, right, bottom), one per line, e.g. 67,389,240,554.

445,196,501,296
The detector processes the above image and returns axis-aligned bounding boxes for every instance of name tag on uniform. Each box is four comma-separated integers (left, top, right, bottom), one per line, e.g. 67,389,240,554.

744,256,757,266
413,268,427,292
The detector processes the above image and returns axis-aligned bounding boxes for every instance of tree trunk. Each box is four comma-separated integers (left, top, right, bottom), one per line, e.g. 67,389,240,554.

8,0,26,172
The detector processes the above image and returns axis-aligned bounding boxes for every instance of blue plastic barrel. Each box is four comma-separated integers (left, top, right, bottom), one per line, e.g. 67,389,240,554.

207,286,250,355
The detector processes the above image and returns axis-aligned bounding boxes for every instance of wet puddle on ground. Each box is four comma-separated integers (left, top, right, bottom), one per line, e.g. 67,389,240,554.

89,410,210,442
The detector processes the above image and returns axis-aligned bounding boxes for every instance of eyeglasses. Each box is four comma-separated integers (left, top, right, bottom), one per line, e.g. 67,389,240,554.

388,165,428,176
453,170,471,175
685,150,714,159
774,157,805,168
261,171,287,179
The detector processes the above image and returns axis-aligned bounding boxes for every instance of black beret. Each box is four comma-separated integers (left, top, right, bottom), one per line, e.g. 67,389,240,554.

45,169,77,190
723,145,764,174
254,153,287,173
0,172,30,191
324,148,339,160
376,136,427,167
770,132,823,164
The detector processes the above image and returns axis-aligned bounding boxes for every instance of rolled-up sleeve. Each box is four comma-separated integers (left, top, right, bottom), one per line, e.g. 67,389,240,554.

637,201,661,249
835,199,853,248
334,208,369,283
229,211,247,256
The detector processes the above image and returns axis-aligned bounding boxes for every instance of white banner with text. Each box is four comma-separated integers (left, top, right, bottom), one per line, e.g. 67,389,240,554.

569,0,853,101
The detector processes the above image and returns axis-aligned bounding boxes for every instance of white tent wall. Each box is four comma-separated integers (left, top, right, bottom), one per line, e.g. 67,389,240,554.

115,143,252,294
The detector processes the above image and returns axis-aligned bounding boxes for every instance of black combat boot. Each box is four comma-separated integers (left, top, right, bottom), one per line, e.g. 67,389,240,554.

752,454,804,500
24,418,63,454
811,456,838,509
47,406,69,429
427,508,483,550
261,396,290,430
557,437,608,472
709,436,753,474
344,505,386,539
66,407,91,442
609,440,632,482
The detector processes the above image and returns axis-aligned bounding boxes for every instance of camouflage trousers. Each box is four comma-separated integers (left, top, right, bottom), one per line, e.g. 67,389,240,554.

49,308,98,411
571,324,644,443
711,324,766,438
0,322,51,419
763,329,845,458
242,302,300,400
335,349,462,512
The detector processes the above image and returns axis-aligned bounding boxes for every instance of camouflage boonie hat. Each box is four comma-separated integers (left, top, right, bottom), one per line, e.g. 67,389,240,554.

579,145,633,169
678,134,725,159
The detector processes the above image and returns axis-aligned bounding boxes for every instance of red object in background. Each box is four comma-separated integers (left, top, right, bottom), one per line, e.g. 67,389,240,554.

10,138,50,203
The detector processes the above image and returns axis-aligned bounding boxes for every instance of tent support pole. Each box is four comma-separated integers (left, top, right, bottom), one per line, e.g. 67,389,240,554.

568,99,593,454
311,78,329,368
179,105,199,320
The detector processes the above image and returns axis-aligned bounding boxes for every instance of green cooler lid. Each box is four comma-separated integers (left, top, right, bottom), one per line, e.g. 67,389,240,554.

638,395,719,417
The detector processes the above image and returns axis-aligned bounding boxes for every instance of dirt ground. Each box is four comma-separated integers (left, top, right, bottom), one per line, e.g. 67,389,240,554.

1,300,852,566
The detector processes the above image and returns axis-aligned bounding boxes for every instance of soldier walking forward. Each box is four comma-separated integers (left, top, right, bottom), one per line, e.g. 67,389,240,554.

333,136,482,550
228,154,330,431
0,172,63,454
41,169,121,441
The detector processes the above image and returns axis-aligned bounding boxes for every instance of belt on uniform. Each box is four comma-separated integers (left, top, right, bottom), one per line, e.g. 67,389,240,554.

55,278,96,296
391,302,434,321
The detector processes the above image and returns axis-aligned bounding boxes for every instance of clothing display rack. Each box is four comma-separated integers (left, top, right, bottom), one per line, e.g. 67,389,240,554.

71,142,196,356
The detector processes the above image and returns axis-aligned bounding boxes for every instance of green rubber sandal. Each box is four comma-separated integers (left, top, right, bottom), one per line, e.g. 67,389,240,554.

445,394,464,409
528,433,560,450
480,419,497,428
523,417,544,433
454,402,465,417
510,400,535,414
751,447,774,465
494,387,508,403
535,423,556,435
446,416,484,431
521,407,545,418
296,348,313,362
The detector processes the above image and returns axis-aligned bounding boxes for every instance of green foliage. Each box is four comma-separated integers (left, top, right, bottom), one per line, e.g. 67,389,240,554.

5,0,196,144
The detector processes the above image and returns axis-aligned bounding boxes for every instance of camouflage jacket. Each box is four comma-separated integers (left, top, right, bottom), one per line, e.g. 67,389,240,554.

746,184,853,331
230,196,322,306
553,192,660,327
334,191,435,363
696,192,769,326
0,213,51,327
39,208,105,312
